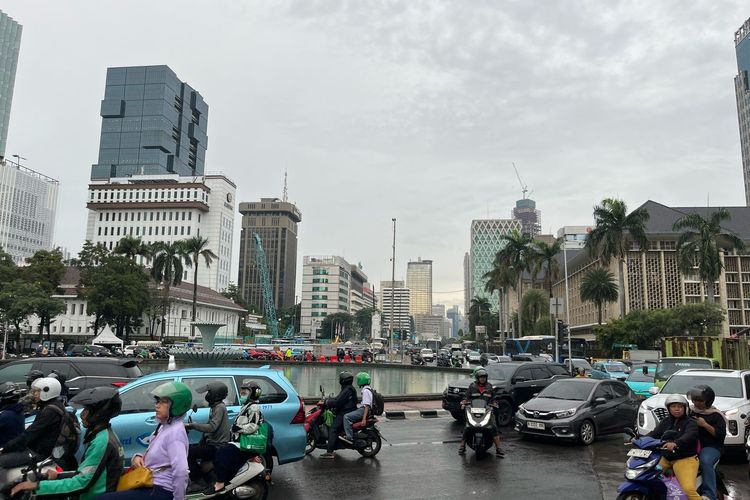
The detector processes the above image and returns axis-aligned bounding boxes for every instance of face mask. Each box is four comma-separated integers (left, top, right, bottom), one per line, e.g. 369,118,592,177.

239,395,248,405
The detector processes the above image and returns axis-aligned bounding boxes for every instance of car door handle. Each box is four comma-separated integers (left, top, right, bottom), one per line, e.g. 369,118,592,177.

145,416,158,425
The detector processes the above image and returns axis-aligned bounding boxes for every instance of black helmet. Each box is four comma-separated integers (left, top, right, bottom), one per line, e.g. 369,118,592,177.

0,382,22,406
339,371,353,386
70,387,122,427
474,368,488,382
240,379,262,401
688,385,715,408
198,381,229,405
26,370,45,388
48,370,67,386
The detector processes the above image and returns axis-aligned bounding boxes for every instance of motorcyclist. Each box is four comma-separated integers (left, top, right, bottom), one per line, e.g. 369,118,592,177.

688,385,726,500
343,372,373,444
20,369,45,415
48,370,70,404
185,381,231,491
479,353,489,367
646,394,700,500
10,387,124,499
0,377,65,469
458,368,504,458
0,382,24,448
320,371,358,459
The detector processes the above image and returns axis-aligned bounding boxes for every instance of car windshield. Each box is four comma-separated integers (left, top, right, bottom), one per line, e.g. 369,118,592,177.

656,359,713,380
421,349,432,354
538,381,593,401
627,368,654,382
605,364,627,372
485,364,519,380
661,375,744,398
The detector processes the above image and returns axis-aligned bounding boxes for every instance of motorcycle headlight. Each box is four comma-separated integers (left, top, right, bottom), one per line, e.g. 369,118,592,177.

554,408,577,419
625,469,640,480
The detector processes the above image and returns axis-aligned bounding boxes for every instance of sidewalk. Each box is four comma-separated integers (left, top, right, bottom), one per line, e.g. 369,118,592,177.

383,399,448,419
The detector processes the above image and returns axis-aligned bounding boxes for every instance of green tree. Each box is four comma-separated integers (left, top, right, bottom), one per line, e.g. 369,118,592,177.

0,246,17,285
469,296,492,339
520,288,548,334
150,241,189,339
76,241,110,268
580,267,619,325
24,248,65,295
33,295,66,341
533,238,563,298
673,208,745,303
353,307,377,340
495,229,535,337
114,236,152,261
585,198,649,318
483,263,515,341
320,312,355,340
182,236,218,335
0,280,40,348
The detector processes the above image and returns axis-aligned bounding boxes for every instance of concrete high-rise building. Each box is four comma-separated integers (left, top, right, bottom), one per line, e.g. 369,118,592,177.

0,10,21,160
512,198,541,236
84,173,235,290
463,252,471,316
735,17,750,204
91,65,208,180
0,158,59,264
556,225,592,249
432,304,446,317
300,256,374,338
378,280,411,337
415,314,447,340
470,218,522,310
238,198,301,314
406,258,432,316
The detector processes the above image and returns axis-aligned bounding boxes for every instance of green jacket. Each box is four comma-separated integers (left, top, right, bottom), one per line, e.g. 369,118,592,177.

36,427,123,500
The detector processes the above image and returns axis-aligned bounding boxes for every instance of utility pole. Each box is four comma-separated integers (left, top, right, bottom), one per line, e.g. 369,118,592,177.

563,237,573,374
389,218,396,362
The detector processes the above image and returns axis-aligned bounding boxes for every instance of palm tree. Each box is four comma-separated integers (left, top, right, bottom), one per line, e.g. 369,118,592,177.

183,236,218,334
533,238,563,298
469,297,492,339
114,236,151,262
150,241,189,338
673,208,744,303
580,267,619,324
495,229,535,337
585,198,649,318
483,264,515,342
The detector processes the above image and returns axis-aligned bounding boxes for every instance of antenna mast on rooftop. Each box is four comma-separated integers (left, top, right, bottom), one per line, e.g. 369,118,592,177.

283,170,288,202
512,162,529,199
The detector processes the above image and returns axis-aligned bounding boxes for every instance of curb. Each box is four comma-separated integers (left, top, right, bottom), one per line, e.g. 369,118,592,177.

384,409,449,420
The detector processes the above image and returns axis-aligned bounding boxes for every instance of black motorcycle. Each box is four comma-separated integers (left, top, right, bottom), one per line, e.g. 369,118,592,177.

410,354,425,366
463,393,496,458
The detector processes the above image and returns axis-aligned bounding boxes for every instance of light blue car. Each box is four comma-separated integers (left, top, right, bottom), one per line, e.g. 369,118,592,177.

624,364,656,398
590,361,629,381
111,366,307,466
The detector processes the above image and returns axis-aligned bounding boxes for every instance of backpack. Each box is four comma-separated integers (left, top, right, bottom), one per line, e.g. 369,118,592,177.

367,387,385,416
48,404,81,459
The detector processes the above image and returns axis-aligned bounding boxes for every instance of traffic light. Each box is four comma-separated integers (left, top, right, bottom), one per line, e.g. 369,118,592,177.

556,320,569,342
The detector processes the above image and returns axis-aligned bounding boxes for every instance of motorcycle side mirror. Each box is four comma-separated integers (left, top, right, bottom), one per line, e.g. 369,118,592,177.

648,386,659,395
623,427,636,438
593,397,607,405
192,404,198,413
642,366,648,375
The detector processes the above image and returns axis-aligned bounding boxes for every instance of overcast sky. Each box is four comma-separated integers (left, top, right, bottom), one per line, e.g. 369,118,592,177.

3,1,749,310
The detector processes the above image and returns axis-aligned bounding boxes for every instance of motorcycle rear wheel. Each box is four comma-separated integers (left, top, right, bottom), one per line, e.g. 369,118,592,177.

615,493,645,500
305,432,316,455
236,476,269,500
357,432,382,457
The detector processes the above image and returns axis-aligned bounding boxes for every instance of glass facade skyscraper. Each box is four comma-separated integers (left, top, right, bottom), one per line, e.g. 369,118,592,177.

470,218,521,310
735,18,750,204
91,65,208,180
0,10,22,159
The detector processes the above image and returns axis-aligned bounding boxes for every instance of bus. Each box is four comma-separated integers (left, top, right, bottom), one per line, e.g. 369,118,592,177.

504,336,555,357
425,338,442,353
559,338,590,359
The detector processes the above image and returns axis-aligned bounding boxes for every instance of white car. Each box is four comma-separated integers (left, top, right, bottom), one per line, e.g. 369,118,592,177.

420,349,435,362
637,369,750,453
466,351,482,364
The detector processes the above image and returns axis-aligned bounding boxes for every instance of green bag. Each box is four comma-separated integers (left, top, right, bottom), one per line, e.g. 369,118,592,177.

238,422,269,454
323,409,335,427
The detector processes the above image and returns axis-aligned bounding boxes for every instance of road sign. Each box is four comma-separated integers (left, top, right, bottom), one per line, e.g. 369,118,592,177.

550,298,564,316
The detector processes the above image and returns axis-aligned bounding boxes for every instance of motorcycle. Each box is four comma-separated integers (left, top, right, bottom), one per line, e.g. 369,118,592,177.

304,386,383,458
410,354,425,366
0,455,59,499
462,393,496,458
616,428,727,500
436,355,451,367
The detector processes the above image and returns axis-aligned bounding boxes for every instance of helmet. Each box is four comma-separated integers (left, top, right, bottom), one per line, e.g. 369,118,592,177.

70,387,122,426
0,382,22,406
356,372,371,387
339,371,353,386
198,382,229,405
664,394,689,411
240,379,262,401
26,370,45,388
31,377,62,402
688,385,715,408
151,381,192,418
473,368,488,381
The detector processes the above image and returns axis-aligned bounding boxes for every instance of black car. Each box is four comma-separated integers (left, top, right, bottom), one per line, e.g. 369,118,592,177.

0,357,142,396
442,362,570,426
66,344,115,357
514,378,639,445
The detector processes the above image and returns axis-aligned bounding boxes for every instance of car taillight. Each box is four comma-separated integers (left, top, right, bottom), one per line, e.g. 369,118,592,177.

291,396,305,424
111,381,128,388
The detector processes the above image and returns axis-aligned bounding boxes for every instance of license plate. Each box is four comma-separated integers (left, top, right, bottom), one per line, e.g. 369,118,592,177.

627,449,652,458
527,421,545,430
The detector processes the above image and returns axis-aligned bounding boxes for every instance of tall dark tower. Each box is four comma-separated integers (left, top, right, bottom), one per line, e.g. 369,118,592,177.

512,198,541,237
735,18,750,204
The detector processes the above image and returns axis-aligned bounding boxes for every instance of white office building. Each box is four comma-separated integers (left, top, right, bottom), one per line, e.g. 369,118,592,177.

378,280,411,336
556,225,592,249
0,158,59,264
84,173,235,291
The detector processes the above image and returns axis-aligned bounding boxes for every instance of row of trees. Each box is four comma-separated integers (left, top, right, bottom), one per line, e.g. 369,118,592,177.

469,197,744,346
316,307,378,341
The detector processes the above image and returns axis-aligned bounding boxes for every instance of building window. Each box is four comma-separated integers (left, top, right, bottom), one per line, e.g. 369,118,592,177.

99,213,103,221
187,227,191,235
181,226,185,235
188,212,192,221
98,227,102,236
104,227,108,236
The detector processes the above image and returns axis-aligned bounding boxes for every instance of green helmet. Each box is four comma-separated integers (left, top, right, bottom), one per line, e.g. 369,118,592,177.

473,368,488,381
151,381,192,418
356,372,371,387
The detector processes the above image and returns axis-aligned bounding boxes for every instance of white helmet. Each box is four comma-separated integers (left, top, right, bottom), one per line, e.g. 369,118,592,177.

31,377,61,402
664,394,689,410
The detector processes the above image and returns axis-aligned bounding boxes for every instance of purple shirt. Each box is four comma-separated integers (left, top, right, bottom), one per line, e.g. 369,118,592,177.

141,418,189,500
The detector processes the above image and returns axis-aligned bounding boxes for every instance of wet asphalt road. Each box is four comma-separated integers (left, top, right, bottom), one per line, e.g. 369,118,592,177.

269,416,749,500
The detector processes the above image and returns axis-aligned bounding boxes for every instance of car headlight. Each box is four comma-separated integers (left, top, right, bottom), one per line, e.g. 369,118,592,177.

518,404,526,413
725,408,739,417
555,408,577,418
452,387,460,394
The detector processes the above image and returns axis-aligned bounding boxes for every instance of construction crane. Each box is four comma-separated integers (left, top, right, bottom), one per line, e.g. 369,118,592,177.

252,233,279,338
512,162,529,199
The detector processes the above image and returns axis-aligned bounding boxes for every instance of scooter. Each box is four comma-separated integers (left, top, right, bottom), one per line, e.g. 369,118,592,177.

304,386,383,458
0,455,59,499
462,394,496,458
616,428,727,500
410,354,425,366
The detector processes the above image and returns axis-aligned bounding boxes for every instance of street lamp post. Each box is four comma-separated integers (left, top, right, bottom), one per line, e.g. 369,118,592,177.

389,218,396,362
563,237,573,373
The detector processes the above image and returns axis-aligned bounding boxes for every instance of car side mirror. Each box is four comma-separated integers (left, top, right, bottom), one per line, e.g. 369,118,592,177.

648,386,659,395
532,392,539,398
593,397,607,405
642,366,648,375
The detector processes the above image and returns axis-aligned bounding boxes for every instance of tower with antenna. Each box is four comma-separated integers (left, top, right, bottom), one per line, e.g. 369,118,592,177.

511,162,541,236
283,169,288,202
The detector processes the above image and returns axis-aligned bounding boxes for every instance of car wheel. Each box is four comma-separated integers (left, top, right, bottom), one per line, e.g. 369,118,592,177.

494,400,513,427
578,420,596,446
